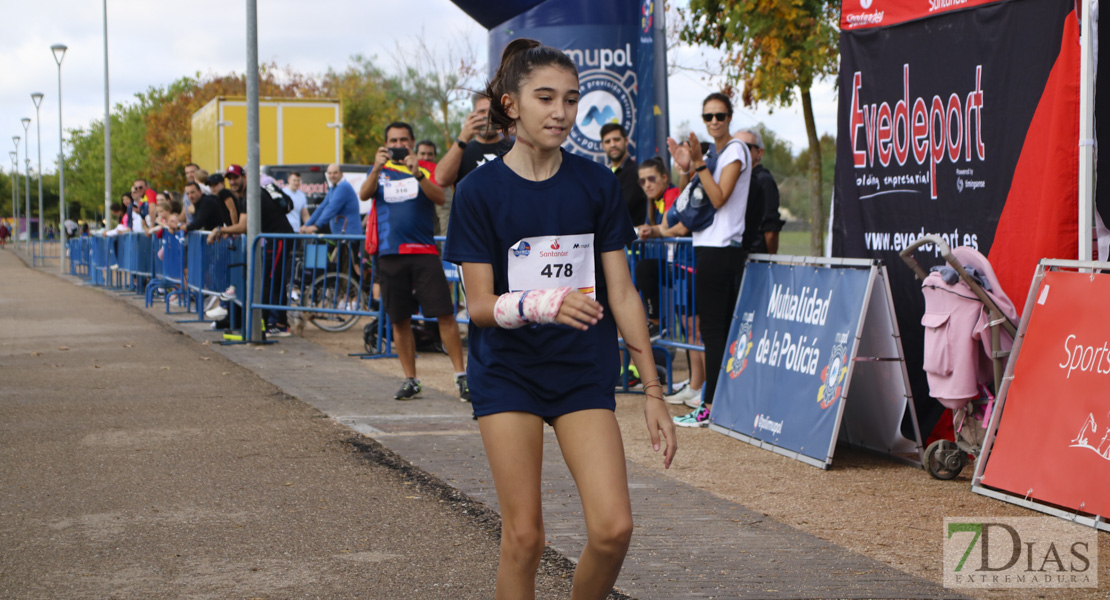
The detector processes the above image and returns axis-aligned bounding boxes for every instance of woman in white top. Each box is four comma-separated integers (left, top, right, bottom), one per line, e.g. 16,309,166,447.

666,92,752,427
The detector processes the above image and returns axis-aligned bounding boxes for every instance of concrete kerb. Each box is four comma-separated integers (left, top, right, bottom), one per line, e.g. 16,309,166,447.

14,248,963,600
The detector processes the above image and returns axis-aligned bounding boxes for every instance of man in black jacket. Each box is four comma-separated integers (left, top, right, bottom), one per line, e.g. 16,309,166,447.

183,181,231,232
735,129,785,254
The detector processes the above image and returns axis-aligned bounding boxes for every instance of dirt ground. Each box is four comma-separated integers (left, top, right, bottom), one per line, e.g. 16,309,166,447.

300,318,1110,600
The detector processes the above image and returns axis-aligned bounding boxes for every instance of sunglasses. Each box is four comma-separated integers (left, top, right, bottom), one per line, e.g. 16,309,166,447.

638,175,659,185
746,143,759,150
702,112,728,123
131,186,144,191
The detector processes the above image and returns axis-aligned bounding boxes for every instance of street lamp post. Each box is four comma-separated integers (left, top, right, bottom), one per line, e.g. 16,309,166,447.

10,138,18,251
9,151,16,247
21,118,30,253
53,43,67,273
32,93,44,261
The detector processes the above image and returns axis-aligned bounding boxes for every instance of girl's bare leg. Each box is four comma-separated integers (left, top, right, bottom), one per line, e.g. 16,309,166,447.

479,412,547,600
551,409,634,600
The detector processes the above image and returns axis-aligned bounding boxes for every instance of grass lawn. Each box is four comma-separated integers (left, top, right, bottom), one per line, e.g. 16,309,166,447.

777,230,814,257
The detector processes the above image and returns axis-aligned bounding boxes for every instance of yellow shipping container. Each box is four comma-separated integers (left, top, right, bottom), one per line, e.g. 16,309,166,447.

191,96,343,174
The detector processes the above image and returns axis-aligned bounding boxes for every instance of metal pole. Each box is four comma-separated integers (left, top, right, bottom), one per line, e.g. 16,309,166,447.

246,0,262,342
10,141,18,251
54,44,68,273
1078,0,1095,261
22,119,31,252
32,94,44,260
103,0,112,230
9,153,16,245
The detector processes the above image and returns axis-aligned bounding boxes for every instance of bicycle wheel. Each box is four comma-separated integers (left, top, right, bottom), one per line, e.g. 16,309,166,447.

306,273,366,332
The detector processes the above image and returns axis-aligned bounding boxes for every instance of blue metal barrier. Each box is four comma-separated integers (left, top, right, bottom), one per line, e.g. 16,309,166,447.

67,238,91,279
32,240,61,266
245,233,388,350
624,237,703,393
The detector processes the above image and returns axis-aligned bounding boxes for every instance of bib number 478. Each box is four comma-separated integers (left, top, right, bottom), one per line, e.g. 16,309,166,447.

541,263,574,278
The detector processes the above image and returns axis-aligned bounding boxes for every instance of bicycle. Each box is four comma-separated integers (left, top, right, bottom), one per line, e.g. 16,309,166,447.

287,239,370,333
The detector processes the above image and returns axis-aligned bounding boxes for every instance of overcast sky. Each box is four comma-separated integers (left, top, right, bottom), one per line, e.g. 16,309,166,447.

0,0,837,176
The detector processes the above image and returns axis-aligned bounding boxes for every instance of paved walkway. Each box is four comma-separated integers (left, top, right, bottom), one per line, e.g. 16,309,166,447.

9,249,962,599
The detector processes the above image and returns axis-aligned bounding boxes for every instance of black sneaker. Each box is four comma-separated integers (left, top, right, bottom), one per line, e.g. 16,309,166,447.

395,378,422,400
456,374,471,402
647,322,661,342
266,324,291,337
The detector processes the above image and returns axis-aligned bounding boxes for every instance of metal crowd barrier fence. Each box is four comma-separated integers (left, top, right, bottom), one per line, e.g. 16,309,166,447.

32,240,61,266
244,233,387,349
626,237,703,393
67,237,92,279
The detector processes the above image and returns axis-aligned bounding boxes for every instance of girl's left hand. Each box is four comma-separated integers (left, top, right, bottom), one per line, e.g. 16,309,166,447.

644,397,677,469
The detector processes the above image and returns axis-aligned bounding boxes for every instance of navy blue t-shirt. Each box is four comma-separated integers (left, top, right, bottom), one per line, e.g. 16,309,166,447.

444,150,636,418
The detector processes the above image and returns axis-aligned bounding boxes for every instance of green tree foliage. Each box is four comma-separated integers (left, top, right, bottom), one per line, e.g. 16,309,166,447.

321,55,417,165
63,99,148,222
679,0,839,255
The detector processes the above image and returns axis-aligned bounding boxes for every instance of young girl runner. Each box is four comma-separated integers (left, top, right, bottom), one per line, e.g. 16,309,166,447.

444,39,677,599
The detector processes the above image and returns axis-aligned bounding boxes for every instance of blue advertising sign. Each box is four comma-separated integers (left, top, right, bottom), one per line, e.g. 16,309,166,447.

486,0,657,165
710,262,872,463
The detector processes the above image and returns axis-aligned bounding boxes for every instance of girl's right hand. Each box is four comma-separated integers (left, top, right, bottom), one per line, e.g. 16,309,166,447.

555,292,603,331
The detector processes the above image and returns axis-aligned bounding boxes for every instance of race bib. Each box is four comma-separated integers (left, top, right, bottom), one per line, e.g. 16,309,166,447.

507,233,596,299
381,177,420,203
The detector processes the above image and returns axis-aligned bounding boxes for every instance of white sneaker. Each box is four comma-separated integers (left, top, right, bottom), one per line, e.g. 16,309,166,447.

665,384,702,406
684,388,705,409
206,305,228,321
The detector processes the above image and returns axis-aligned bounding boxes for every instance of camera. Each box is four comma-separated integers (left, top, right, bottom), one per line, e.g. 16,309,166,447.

389,147,409,162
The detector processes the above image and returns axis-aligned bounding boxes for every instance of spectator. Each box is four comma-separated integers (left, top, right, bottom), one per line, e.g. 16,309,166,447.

734,129,785,254
303,164,360,236
209,164,295,337
205,172,239,227
81,223,89,237
633,157,706,407
282,171,310,232
184,181,232,233
122,190,145,234
434,93,515,236
600,123,648,226
0,222,8,246
360,121,469,401
182,163,202,225
415,140,438,162
63,216,78,238
195,169,211,193
666,91,751,428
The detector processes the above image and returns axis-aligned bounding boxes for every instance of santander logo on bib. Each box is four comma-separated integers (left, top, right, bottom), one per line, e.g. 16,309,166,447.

551,239,560,250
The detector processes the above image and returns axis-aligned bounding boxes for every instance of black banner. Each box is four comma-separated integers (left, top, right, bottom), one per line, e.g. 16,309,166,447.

833,0,1077,438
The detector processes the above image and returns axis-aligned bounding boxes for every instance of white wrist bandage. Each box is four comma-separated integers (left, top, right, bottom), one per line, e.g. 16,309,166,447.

493,287,574,329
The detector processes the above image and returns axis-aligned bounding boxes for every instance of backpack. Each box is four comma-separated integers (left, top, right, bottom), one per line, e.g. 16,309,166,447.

263,182,295,214
666,139,746,232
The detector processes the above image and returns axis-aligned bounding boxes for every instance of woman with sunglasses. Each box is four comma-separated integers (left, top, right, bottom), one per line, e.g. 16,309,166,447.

665,92,753,427
634,157,706,407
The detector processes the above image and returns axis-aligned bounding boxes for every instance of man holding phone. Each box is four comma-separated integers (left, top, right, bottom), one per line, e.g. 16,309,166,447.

359,121,469,402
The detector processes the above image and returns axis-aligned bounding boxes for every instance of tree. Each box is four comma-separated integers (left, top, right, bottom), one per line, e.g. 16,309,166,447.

389,32,482,153
64,99,149,222
142,64,323,191
320,56,410,165
679,0,839,255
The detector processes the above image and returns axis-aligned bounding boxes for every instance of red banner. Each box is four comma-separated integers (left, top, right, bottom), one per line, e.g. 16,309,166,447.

981,270,1110,518
840,0,1005,30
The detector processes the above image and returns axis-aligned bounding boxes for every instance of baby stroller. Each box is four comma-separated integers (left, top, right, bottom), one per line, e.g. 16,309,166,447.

900,235,1019,479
